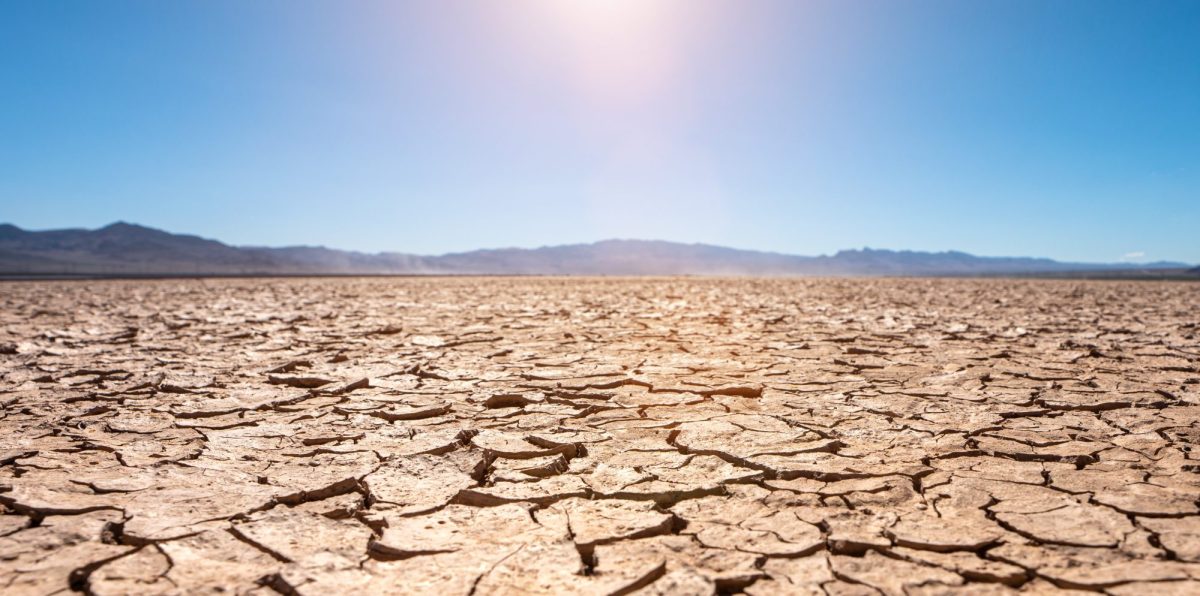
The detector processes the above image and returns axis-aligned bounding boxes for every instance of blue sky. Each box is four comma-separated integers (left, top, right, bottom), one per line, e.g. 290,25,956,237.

1,0,1197,263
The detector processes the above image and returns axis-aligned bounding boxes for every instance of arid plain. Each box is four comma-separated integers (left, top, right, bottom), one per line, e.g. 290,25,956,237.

1,277,1198,595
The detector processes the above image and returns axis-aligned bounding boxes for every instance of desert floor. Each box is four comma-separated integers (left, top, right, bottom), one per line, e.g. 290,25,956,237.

1,277,1198,595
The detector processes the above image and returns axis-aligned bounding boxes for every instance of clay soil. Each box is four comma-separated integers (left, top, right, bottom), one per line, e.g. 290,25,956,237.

1,277,1199,595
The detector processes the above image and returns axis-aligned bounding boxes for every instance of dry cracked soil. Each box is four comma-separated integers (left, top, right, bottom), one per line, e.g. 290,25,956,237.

1,277,1199,595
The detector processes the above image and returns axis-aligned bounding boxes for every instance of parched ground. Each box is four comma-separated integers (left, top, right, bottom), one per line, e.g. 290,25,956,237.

1,278,1199,595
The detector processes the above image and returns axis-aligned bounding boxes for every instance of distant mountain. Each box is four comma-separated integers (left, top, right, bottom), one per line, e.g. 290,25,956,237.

0,222,1192,277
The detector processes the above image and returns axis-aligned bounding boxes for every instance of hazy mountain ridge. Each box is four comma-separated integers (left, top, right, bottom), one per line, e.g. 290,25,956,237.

0,222,1193,277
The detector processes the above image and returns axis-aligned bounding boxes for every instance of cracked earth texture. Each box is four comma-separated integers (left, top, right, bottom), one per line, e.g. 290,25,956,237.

1,278,1199,595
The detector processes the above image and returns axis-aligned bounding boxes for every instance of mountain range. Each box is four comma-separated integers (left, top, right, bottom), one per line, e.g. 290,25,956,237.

0,222,1195,278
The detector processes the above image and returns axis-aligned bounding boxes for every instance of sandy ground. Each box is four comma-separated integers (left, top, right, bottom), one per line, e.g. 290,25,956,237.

1,277,1198,595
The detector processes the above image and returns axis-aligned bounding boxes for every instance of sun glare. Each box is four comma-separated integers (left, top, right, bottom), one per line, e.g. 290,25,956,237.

529,0,684,109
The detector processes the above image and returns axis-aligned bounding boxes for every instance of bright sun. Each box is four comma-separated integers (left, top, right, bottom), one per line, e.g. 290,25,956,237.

548,0,669,33
533,0,682,108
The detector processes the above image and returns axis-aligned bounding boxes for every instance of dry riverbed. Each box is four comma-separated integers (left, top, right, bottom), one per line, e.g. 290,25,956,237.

1,277,1198,594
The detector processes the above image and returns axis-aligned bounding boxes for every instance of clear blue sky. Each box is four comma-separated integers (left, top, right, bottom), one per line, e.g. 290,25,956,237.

2,1,1197,263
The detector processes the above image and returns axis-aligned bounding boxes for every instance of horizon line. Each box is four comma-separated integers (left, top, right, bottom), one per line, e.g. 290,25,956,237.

1,220,1194,267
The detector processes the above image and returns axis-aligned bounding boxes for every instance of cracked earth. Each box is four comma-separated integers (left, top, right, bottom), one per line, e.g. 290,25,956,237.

2,277,1199,595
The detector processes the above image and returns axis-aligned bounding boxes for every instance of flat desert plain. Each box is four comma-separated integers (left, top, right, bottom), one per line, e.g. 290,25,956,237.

1,277,1199,595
